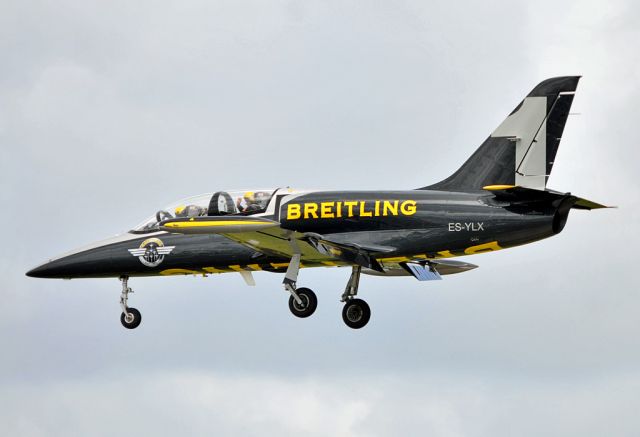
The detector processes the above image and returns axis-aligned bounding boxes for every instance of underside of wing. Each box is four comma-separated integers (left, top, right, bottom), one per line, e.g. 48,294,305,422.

304,232,396,272
220,228,339,263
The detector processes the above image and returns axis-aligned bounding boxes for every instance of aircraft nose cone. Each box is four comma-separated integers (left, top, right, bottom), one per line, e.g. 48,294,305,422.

26,259,70,279
26,247,115,279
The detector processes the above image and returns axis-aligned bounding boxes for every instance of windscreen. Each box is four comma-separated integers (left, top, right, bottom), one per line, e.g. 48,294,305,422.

132,189,276,233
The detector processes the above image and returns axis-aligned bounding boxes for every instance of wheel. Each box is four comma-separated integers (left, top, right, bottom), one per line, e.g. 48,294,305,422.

288,287,318,318
120,307,142,329
342,298,371,329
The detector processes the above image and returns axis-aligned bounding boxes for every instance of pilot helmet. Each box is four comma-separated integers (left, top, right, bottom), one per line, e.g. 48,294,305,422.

244,191,256,202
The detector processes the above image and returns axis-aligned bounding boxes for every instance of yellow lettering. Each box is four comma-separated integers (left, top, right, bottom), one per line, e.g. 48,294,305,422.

383,200,398,216
287,204,301,220
304,203,319,219
336,202,342,218
464,241,502,255
360,201,372,217
374,200,380,216
320,202,335,218
400,200,417,215
344,201,357,217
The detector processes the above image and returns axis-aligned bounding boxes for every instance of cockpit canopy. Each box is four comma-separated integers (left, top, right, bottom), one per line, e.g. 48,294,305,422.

133,189,277,233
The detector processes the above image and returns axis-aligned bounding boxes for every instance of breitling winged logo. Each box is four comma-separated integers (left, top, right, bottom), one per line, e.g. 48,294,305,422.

128,238,175,267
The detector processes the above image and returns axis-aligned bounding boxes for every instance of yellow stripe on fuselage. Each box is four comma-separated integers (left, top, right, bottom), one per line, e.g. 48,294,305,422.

164,220,272,229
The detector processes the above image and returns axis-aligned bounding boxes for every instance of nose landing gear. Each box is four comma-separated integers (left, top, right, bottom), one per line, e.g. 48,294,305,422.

119,276,142,329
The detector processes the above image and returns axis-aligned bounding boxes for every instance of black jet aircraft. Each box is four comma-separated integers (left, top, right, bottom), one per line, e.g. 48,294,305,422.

27,76,610,330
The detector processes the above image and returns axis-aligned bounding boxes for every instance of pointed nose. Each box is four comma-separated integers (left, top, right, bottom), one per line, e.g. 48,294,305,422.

26,263,49,278
26,245,117,279
26,258,78,279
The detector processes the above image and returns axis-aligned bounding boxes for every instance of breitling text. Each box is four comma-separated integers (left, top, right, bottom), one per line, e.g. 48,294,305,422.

286,200,417,220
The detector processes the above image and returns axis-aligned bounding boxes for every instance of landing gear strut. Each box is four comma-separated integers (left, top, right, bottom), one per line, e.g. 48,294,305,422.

341,266,370,329
283,253,317,318
119,275,142,329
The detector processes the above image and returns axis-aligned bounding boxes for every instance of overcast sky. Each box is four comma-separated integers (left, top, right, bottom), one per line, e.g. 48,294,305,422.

2,0,640,435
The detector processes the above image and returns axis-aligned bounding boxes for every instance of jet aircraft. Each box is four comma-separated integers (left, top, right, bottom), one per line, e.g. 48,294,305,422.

26,76,610,330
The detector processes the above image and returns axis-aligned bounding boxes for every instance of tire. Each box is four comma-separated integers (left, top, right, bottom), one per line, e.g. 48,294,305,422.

288,287,318,318
120,307,142,329
342,299,371,329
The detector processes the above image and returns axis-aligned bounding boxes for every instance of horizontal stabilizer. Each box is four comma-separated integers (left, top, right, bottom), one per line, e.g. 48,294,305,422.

571,197,612,210
482,185,611,210
160,216,279,234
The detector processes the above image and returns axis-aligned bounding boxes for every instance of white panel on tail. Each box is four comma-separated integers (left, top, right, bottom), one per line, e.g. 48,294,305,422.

491,96,547,190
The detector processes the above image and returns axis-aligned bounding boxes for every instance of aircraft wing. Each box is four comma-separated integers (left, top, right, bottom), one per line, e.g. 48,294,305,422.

303,232,395,272
160,217,479,278
217,228,396,270
161,217,399,269
220,228,336,262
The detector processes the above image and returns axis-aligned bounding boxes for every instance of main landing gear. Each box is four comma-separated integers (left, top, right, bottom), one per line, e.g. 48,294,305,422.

340,266,370,329
119,276,142,329
283,254,318,318
283,255,371,329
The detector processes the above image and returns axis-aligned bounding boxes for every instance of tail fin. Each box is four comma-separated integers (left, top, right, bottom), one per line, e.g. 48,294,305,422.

422,76,580,191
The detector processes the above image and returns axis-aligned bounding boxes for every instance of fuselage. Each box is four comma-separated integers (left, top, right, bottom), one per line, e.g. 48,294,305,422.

26,189,564,279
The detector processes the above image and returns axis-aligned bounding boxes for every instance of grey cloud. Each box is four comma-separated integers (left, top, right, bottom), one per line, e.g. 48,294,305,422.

1,371,639,437
2,0,639,435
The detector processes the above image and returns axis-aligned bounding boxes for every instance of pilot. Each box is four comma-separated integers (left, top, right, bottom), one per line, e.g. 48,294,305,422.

236,191,261,212
175,204,206,218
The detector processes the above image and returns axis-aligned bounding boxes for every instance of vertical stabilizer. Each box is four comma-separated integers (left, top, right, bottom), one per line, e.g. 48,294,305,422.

422,76,580,191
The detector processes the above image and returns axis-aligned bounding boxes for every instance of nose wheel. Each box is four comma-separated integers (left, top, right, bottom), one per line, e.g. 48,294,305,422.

119,276,142,329
120,307,142,329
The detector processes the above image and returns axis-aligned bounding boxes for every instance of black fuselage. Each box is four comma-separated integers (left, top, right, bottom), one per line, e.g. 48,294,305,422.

26,189,566,279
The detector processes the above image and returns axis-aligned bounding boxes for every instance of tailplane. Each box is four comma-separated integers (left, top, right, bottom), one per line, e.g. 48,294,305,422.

422,76,580,191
